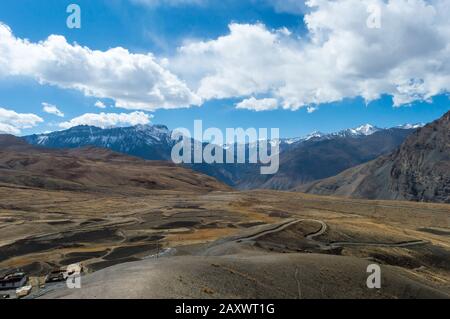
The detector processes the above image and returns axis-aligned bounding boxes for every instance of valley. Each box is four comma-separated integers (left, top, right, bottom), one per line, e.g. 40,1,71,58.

1,111,449,299
1,184,449,298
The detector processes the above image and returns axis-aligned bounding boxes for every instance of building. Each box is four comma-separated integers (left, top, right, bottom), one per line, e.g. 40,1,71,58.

16,285,32,298
0,272,28,290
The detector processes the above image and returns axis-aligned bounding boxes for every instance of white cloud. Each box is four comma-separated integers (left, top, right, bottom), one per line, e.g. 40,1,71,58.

42,102,64,117
0,23,201,111
0,107,43,135
59,112,153,129
174,23,284,100
172,0,450,109
2,0,450,113
94,100,107,109
236,97,278,111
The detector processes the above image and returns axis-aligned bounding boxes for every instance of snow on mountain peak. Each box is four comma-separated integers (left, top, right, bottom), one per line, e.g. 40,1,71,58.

284,137,302,145
305,131,326,140
351,124,380,136
396,123,425,129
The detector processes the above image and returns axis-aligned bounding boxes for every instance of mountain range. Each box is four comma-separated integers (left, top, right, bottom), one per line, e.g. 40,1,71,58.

249,127,418,190
24,122,421,190
300,111,450,203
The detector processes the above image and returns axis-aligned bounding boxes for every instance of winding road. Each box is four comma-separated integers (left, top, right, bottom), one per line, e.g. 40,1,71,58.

235,219,303,242
235,218,429,250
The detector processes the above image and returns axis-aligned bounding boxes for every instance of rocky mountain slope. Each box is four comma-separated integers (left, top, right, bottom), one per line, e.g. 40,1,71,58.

299,111,450,203
252,127,415,190
25,124,174,161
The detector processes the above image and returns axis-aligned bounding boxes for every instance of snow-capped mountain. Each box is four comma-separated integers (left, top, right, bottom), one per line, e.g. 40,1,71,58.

348,124,381,136
278,123,412,146
25,124,175,161
25,122,421,162
301,112,450,203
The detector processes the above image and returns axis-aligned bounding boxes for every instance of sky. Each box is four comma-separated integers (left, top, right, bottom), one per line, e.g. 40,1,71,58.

0,0,449,138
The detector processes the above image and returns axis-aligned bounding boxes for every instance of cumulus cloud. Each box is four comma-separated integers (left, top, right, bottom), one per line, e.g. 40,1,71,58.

42,102,64,117
236,97,278,111
174,23,284,101
172,0,450,110
94,100,107,109
0,107,43,134
59,112,153,129
0,23,201,111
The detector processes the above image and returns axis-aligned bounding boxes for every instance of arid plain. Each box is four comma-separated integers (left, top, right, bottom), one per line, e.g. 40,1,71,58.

1,185,449,298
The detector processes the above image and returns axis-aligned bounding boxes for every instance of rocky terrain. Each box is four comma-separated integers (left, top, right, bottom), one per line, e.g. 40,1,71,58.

300,111,450,203
34,192,450,299
252,127,415,190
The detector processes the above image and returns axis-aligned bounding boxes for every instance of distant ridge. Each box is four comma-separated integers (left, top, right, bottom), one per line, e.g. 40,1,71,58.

24,122,420,190
0,134,27,148
0,135,229,194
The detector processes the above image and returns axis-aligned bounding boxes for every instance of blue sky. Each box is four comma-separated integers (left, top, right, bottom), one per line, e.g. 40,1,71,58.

0,0,449,137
